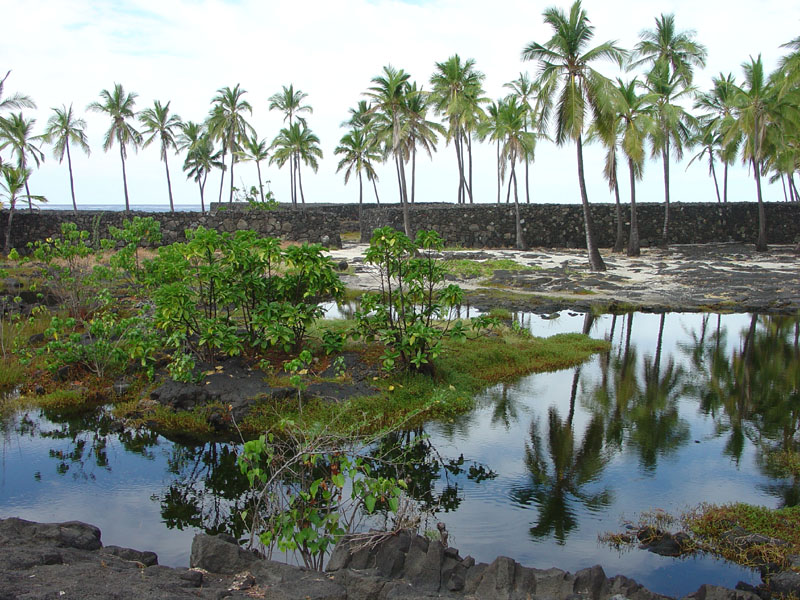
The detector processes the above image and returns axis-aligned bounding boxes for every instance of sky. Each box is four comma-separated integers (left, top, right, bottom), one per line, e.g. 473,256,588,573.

2,0,799,210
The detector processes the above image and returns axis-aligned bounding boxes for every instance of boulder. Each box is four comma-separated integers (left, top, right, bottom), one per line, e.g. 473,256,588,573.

189,533,256,574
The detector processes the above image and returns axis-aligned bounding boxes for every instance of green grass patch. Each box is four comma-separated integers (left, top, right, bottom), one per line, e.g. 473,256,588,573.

686,502,800,570
0,358,25,388
340,231,362,243
445,258,538,279
126,403,215,440
238,328,608,438
765,448,800,478
36,389,107,419
488,307,512,320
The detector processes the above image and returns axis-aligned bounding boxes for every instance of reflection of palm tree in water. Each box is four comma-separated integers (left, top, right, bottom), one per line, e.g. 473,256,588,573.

585,312,689,470
629,313,689,471
488,382,522,430
587,312,639,450
511,312,612,544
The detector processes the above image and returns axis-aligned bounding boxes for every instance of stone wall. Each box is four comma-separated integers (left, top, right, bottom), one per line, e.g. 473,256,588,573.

1,206,344,252
3,202,799,253
359,202,800,248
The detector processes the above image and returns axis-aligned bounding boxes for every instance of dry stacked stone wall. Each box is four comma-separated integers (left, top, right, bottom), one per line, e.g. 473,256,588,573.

359,202,800,248
2,202,799,252
1,205,346,252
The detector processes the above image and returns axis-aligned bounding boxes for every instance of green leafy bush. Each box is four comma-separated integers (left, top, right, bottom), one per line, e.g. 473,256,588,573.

355,227,469,373
145,227,342,376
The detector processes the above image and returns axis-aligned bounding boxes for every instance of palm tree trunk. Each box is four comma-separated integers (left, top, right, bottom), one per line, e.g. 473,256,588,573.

710,155,721,203
612,157,624,253
289,155,296,205
24,178,33,213
396,154,411,237
752,157,767,251
119,143,131,212
411,146,416,204
256,159,265,203
791,174,799,202
371,176,381,205
661,136,670,246
65,140,78,212
228,147,235,203
454,135,464,204
199,174,206,214
218,145,226,203
297,161,306,205
781,174,788,202
525,153,531,204
164,153,175,212
627,158,640,257
511,152,525,250
467,134,474,203
4,197,15,254
394,154,404,203
357,170,363,221
496,139,501,204
723,161,729,203
576,135,606,271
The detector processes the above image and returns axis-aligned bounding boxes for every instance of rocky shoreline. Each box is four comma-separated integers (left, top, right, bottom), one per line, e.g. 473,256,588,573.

332,242,800,315
4,517,798,600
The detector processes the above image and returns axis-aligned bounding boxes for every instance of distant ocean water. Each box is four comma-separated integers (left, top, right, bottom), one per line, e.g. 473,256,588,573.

41,204,202,212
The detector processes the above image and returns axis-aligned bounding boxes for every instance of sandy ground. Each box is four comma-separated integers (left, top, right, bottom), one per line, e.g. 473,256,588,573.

328,242,800,313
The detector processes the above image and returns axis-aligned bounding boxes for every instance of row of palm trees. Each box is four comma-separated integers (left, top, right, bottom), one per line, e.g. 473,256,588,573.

2,1,800,266
331,3,799,268
0,75,325,217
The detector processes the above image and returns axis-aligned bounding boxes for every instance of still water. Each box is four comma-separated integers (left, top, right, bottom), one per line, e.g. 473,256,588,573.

1,311,798,597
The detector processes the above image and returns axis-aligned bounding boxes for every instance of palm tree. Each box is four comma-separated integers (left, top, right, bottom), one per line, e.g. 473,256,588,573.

268,84,312,127
499,97,536,249
365,65,412,234
726,56,780,251
630,13,707,87
401,82,445,204
632,14,706,246
587,102,626,252
0,112,45,212
87,83,141,211
687,119,724,203
42,104,90,213
640,61,695,246
429,55,486,204
269,122,322,205
343,101,383,204
0,70,35,114
613,79,654,257
177,120,204,155
236,133,270,203
183,131,224,213
522,0,625,271
477,100,507,204
694,73,741,203
139,100,182,212
504,72,541,203
334,127,381,218
268,85,313,208
208,84,253,204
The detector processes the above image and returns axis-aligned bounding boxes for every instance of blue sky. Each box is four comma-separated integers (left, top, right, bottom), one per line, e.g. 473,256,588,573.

2,0,799,209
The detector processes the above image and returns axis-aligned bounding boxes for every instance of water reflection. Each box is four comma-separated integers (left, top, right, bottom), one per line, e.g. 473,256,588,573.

2,311,800,596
